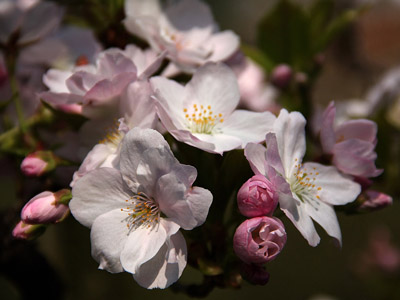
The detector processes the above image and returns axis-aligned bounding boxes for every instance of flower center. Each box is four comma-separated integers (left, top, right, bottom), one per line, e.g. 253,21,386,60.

183,103,224,134
289,159,322,207
99,122,124,147
121,192,160,234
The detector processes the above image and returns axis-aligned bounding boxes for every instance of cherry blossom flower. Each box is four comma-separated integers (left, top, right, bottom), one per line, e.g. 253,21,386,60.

70,128,213,289
41,45,163,118
320,101,382,178
151,63,276,154
245,109,361,246
123,0,239,74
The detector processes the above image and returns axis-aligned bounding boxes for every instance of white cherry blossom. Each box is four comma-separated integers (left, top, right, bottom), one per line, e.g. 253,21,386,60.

70,127,213,289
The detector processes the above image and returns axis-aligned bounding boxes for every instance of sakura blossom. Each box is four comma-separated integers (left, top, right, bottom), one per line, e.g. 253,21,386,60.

70,128,213,289
320,101,382,178
245,109,361,246
151,62,276,154
123,0,239,74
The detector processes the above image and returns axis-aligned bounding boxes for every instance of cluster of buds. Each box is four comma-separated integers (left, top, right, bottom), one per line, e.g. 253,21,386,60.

233,175,287,285
13,189,71,240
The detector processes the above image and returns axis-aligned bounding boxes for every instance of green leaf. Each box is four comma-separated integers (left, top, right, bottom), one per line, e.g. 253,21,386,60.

257,0,310,69
241,44,274,72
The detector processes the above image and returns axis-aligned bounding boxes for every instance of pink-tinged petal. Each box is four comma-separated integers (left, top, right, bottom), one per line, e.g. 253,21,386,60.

70,143,117,187
207,30,240,62
119,128,177,190
156,172,212,230
39,91,83,108
133,230,187,289
302,162,361,206
168,128,216,153
19,1,63,44
120,81,158,130
222,110,276,148
274,109,307,178
335,119,377,143
83,72,137,105
70,168,132,228
279,193,320,247
320,101,336,153
265,133,285,176
138,50,166,79
244,143,267,176
97,51,137,78
186,63,239,117
151,76,187,127
136,147,178,195
333,140,383,178
124,0,161,20
304,200,342,246
42,69,71,93
90,209,129,273
120,218,179,274
161,62,182,77
192,132,242,154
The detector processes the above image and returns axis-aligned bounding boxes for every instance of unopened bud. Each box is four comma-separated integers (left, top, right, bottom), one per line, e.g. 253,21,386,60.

12,221,46,240
358,190,393,212
21,190,71,224
233,217,287,264
271,64,292,88
237,175,278,217
20,151,58,176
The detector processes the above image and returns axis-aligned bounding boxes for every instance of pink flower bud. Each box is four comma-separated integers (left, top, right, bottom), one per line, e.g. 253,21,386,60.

240,263,270,285
358,190,393,212
12,221,46,240
20,151,57,176
237,175,278,217
233,217,286,264
21,190,71,224
271,64,292,88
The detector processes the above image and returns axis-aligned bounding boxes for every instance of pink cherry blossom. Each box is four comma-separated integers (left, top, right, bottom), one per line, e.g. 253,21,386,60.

320,101,382,178
20,154,48,176
123,0,239,74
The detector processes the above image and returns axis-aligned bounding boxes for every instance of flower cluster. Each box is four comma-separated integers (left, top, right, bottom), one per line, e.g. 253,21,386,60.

2,0,392,295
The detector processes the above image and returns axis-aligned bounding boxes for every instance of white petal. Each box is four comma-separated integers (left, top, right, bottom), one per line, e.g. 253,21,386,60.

186,63,239,117
303,162,361,206
207,30,240,62
279,192,320,247
304,201,342,246
244,143,267,176
43,69,72,93
90,209,129,273
150,76,187,128
70,168,131,228
274,109,307,178
133,230,187,289
222,110,276,147
120,219,179,274
156,172,212,230
192,132,242,154
118,128,177,190
120,80,158,130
